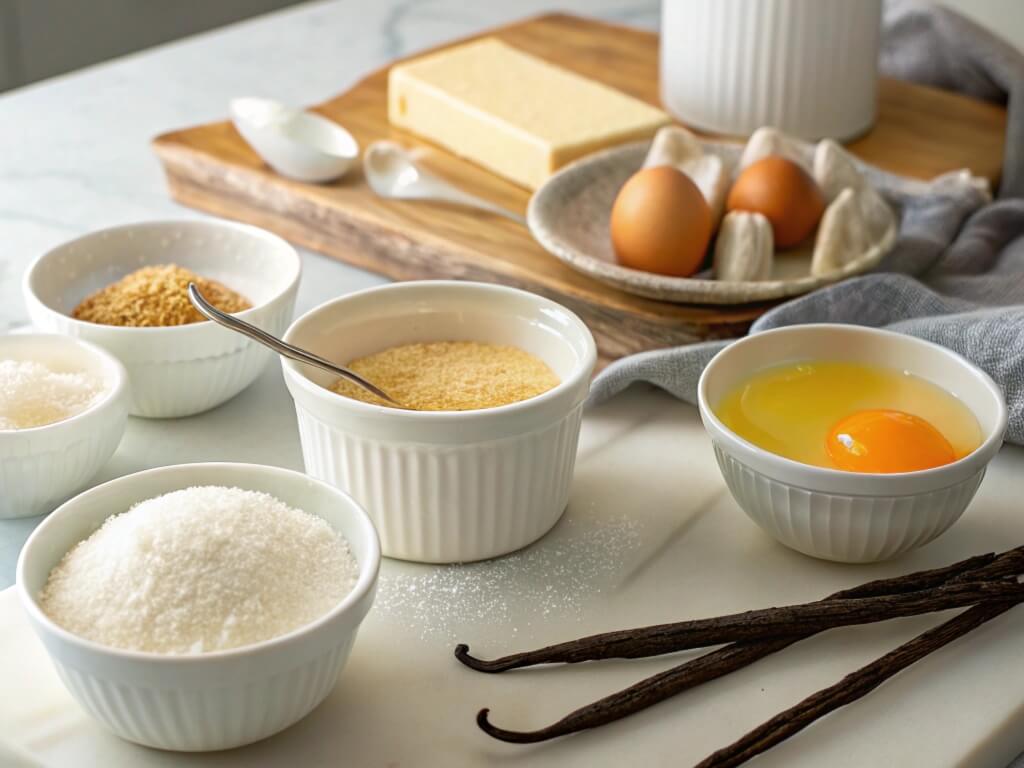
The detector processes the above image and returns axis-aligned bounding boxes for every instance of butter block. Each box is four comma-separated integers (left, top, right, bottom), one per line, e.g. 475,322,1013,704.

388,38,670,189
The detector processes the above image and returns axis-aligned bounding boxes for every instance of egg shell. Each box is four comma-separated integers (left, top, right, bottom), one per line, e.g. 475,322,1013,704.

726,156,825,248
610,166,713,278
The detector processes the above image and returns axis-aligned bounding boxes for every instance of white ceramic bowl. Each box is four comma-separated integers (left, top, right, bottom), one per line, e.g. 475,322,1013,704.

16,462,380,751
282,281,597,563
0,334,128,519
698,325,1008,563
23,219,301,418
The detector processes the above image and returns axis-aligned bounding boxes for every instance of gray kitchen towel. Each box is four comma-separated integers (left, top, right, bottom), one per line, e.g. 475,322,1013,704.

588,1,1024,445
881,0,1024,198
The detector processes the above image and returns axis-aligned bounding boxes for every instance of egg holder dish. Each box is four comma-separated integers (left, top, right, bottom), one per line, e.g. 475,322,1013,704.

16,462,381,751
23,219,301,418
529,125,988,305
698,325,1008,563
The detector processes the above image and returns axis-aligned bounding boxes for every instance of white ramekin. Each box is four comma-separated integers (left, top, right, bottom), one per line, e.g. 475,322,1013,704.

661,0,882,140
23,219,301,418
16,462,380,751
281,281,597,564
1,334,129,519
698,325,1008,563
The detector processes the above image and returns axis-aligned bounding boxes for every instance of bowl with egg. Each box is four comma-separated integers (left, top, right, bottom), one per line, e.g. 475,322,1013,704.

698,325,1007,563
281,280,597,563
1,333,128,519
23,219,301,418
17,461,380,751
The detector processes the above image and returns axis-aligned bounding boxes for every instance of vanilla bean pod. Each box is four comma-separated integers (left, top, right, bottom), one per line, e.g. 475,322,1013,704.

471,547,1023,744
694,600,1021,768
458,548,1024,672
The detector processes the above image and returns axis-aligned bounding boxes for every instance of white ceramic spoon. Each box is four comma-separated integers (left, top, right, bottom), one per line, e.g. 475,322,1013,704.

363,141,525,224
230,97,358,183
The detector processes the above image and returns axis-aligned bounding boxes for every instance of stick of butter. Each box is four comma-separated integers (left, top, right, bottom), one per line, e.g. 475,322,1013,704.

388,38,671,190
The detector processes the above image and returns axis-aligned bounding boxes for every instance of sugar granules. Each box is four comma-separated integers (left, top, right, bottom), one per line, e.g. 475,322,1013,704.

39,486,359,654
0,359,104,430
71,264,251,327
375,513,644,641
331,341,560,410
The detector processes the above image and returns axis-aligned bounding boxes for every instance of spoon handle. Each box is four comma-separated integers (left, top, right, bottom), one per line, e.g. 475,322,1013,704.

187,283,399,405
437,188,526,224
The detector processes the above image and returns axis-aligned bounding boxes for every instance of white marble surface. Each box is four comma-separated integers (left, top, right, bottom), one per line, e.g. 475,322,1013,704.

2,1,1024,766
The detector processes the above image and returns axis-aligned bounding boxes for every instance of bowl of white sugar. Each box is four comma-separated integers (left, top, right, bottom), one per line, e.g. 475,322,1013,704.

16,462,381,751
0,333,128,518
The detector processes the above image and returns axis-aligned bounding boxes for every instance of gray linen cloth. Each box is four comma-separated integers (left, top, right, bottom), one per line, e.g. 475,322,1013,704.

589,1,1024,448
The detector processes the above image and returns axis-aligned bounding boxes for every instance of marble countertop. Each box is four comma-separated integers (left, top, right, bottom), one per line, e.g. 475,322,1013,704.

2,1,1024,766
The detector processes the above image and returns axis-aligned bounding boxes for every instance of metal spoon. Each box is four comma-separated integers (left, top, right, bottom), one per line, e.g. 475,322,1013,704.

187,283,401,406
363,141,525,224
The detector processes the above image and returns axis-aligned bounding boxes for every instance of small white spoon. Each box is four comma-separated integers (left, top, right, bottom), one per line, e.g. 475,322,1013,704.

231,97,358,183
363,141,525,224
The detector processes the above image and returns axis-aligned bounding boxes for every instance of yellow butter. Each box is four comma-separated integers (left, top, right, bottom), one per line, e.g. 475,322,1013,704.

388,38,670,189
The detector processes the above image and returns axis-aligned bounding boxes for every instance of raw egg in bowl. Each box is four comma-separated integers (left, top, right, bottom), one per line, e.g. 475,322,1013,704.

698,325,1007,563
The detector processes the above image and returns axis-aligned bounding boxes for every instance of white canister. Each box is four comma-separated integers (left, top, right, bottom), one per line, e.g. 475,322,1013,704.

660,0,882,140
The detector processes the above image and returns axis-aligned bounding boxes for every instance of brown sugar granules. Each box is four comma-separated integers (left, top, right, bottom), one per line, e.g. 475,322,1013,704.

331,341,560,411
72,264,252,327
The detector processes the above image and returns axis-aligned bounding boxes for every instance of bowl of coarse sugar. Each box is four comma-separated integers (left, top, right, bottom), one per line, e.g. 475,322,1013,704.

16,461,380,751
23,219,301,418
282,280,598,564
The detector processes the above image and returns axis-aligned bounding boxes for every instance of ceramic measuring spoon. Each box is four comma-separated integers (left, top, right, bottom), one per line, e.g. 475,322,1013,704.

231,97,359,183
363,141,525,224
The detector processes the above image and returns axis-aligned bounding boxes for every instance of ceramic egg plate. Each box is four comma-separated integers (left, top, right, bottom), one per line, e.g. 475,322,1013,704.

527,137,910,305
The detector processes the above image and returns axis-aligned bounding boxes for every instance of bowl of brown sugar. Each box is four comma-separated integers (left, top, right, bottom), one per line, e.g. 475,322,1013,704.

23,220,301,417
282,281,597,563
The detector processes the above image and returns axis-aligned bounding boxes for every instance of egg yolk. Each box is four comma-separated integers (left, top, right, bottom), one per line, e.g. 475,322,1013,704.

826,409,956,474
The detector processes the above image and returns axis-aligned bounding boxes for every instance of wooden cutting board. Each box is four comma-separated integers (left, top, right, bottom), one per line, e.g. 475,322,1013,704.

152,13,1006,363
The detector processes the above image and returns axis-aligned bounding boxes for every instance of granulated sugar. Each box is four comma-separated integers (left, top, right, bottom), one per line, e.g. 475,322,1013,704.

376,514,644,640
39,486,359,654
0,359,104,429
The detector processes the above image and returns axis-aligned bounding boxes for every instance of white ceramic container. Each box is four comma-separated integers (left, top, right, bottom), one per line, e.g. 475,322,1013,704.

698,325,1007,563
281,281,597,563
231,97,359,183
0,334,129,519
23,219,301,418
660,0,882,140
16,462,380,751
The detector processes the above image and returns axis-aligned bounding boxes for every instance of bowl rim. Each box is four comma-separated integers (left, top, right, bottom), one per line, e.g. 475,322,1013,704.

697,324,1009,496
0,333,129,436
15,461,382,663
22,218,302,336
281,280,598,423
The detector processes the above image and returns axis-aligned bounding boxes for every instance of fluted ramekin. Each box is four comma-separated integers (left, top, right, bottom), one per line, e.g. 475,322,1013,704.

23,219,300,418
661,0,882,140
17,462,380,751
282,281,597,563
1,334,128,519
698,325,1007,563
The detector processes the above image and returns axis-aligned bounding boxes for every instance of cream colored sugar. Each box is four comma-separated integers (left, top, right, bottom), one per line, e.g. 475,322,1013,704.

388,38,670,189
331,341,559,411
715,361,983,469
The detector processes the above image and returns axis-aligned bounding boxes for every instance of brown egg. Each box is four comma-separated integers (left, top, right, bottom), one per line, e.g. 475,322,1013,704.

726,156,825,248
610,166,712,278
